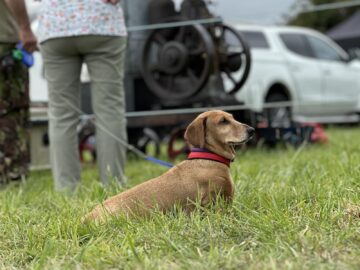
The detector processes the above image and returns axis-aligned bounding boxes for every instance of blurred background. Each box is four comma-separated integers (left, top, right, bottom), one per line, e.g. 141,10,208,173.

25,0,360,168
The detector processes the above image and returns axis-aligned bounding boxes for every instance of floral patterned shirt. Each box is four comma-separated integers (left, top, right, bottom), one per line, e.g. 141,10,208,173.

37,0,127,43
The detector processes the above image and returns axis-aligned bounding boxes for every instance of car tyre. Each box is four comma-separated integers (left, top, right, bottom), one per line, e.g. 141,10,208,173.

265,92,292,128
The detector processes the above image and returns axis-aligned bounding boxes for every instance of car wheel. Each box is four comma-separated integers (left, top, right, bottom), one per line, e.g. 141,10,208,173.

265,92,292,128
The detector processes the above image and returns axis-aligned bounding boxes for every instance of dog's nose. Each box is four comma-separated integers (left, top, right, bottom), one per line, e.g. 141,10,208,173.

247,127,255,138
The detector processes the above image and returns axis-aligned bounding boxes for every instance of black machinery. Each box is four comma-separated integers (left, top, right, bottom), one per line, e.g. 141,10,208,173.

125,0,251,111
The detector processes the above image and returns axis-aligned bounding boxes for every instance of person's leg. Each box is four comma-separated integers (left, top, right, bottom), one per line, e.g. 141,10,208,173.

40,38,82,191
81,36,127,186
0,43,30,184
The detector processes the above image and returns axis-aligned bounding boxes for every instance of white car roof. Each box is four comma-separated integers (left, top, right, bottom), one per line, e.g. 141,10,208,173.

228,23,321,35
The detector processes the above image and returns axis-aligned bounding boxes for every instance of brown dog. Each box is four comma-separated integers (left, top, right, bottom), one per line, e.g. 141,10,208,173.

82,110,254,223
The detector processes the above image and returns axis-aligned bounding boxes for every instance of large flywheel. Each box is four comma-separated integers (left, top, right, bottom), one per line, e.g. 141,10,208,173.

141,22,215,100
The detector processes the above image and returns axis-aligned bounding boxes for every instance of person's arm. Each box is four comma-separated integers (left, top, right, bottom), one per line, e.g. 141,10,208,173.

4,0,38,52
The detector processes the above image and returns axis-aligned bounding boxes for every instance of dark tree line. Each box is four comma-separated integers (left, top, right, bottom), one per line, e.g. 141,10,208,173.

287,0,360,32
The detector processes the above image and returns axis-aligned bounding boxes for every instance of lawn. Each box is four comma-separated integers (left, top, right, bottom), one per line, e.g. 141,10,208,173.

1,127,360,270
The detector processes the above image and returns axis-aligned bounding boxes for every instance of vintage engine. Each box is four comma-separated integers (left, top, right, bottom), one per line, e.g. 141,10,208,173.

123,0,251,111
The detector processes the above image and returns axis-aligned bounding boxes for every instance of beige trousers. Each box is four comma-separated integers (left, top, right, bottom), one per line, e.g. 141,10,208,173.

40,35,127,191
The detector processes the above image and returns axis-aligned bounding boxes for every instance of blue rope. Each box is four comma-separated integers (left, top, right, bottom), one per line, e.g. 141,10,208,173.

145,156,174,168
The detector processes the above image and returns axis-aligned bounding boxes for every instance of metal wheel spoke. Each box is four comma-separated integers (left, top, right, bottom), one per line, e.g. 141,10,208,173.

189,45,206,55
187,69,198,84
154,33,167,45
150,64,162,74
228,48,245,56
175,27,186,42
167,76,175,89
224,68,237,85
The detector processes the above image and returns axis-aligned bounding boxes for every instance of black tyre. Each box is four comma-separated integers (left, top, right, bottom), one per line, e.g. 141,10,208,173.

265,92,292,128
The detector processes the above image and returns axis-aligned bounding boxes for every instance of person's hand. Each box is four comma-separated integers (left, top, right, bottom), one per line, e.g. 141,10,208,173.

19,28,38,53
102,0,121,4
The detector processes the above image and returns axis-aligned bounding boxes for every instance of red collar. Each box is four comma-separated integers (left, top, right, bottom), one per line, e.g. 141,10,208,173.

187,148,231,167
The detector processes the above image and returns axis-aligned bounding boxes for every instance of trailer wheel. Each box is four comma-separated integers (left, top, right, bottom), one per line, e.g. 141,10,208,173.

137,128,161,157
167,128,188,160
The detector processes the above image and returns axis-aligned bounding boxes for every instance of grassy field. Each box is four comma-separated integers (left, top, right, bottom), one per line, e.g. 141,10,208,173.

1,127,360,269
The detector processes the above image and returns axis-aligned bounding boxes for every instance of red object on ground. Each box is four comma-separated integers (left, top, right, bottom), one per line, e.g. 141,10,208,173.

302,123,329,144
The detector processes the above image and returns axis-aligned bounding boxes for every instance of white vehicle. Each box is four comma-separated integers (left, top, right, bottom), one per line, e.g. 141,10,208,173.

227,24,360,125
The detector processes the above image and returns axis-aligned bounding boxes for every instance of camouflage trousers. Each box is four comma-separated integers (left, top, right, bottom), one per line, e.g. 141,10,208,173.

0,43,30,184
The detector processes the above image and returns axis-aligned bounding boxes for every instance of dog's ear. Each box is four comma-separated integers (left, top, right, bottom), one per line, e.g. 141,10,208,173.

184,116,207,147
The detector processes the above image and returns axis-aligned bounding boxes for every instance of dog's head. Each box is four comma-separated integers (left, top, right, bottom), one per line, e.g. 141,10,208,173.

184,110,254,160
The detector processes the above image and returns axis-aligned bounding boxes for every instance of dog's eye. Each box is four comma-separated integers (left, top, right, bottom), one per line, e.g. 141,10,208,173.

219,118,229,124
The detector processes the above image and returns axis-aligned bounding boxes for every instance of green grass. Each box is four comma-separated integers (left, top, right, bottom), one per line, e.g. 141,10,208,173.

1,127,360,269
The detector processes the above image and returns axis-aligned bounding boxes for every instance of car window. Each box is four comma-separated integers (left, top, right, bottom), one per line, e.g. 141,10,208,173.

279,33,313,57
239,31,269,49
306,35,343,61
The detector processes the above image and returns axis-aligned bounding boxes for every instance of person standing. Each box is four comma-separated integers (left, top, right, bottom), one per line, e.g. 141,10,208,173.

0,0,37,184
38,0,128,191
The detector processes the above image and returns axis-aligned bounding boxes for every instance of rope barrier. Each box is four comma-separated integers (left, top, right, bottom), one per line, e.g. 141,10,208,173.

67,101,295,168
127,17,223,32
67,101,175,168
